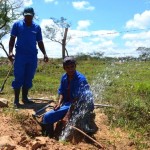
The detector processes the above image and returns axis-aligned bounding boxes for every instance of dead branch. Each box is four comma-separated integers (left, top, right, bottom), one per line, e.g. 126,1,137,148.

70,125,105,149
0,43,9,57
94,104,113,108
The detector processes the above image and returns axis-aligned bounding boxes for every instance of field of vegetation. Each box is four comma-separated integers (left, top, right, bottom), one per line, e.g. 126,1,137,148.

0,56,150,149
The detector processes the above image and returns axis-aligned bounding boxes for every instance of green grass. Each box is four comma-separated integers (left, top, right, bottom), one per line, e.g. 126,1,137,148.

0,57,150,149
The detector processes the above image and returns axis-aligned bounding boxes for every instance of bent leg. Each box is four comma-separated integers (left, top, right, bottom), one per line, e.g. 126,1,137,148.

43,104,70,124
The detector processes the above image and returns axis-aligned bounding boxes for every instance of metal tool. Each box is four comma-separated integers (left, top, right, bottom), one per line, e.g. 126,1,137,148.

32,101,55,118
31,98,54,101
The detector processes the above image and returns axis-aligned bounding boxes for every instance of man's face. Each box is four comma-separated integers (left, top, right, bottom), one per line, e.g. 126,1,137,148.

24,15,33,24
64,63,76,76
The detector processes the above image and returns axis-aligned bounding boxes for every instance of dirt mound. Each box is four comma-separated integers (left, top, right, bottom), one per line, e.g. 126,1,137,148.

0,107,138,150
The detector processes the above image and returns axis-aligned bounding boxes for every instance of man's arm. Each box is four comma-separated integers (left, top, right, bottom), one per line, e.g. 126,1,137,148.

8,36,15,62
54,94,63,110
38,41,49,62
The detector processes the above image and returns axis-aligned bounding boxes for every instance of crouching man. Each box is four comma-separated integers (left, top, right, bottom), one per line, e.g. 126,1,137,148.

41,56,97,138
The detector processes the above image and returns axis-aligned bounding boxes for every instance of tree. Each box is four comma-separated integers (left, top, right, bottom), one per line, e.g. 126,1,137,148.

0,0,23,57
44,17,71,59
136,47,150,61
89,51,104,58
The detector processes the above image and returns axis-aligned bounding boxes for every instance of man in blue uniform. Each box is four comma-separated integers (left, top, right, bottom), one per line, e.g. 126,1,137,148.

41,56,95,137
8,7,49,108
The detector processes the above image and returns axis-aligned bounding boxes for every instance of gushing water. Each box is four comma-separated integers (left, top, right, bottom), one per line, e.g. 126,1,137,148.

59,88,94,141
59,63,123,141
91,63,123,103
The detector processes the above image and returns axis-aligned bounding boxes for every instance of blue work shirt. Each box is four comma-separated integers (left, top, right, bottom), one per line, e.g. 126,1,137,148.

58,71,94,105
10,19,42,56
43,71,94,124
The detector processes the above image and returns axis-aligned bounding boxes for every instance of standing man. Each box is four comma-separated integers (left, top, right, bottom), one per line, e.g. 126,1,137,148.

8,7,49,108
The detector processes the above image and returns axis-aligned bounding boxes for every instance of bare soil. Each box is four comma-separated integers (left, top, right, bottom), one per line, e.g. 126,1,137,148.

0,100,148,150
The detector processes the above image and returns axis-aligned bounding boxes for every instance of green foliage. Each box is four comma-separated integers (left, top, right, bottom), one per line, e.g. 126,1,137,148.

76,52,91,60
0,57,150,148
32,75,59,94
102,61,150,136
136,47,150,60
0,0,23,57
0,0,22,33
134,82,150,95
111,98,149,129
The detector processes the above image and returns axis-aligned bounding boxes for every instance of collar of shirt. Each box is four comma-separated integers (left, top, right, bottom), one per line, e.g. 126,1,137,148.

63,70,78,80
23,19,34,27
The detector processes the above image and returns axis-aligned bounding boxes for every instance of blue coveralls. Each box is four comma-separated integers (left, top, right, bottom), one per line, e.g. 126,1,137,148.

43,71,94,124
10,19,42,89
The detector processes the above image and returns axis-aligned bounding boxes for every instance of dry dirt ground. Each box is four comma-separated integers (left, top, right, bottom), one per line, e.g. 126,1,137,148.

0,100,146,150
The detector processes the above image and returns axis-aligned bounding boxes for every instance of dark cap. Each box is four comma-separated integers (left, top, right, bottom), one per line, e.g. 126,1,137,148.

63,56,76,66
23,7,35,16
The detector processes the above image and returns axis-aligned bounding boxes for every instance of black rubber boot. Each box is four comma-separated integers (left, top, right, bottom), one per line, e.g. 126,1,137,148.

22,87,34,104
14,88,21,108
83,123,97,134
41,123,54,138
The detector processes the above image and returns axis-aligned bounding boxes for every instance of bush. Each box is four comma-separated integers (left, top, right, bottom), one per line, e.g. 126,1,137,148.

134,82,150,95
108,98,150,133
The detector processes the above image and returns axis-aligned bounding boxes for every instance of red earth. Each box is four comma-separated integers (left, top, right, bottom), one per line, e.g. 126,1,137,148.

0,99,141,150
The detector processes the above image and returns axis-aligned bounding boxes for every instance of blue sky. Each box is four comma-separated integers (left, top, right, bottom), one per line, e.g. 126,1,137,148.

1,0,150,58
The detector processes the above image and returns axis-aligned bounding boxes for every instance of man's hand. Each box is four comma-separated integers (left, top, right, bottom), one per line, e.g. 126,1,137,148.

43,54,48,62
53,103,61,111
8,53,15,63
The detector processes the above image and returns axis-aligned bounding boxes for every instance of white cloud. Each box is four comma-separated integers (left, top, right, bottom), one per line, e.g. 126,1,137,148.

126,10,150,29
72,1,95,10
44,0,58,4
121,10,150,55
37,21,119,58
122,31,150,51
123,31,150,40
91,30,119,39
70,29,90,38
0,35,10,57
39,38,61,58
125,40,150,49
40,19,54,29
77,20,92,30
40,19,66,41
23,0,33,6
66,37,117,57
37,20,126,58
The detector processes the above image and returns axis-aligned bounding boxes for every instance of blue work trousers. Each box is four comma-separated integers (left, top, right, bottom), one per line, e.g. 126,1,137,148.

43,102,72,124
12,54,37,89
